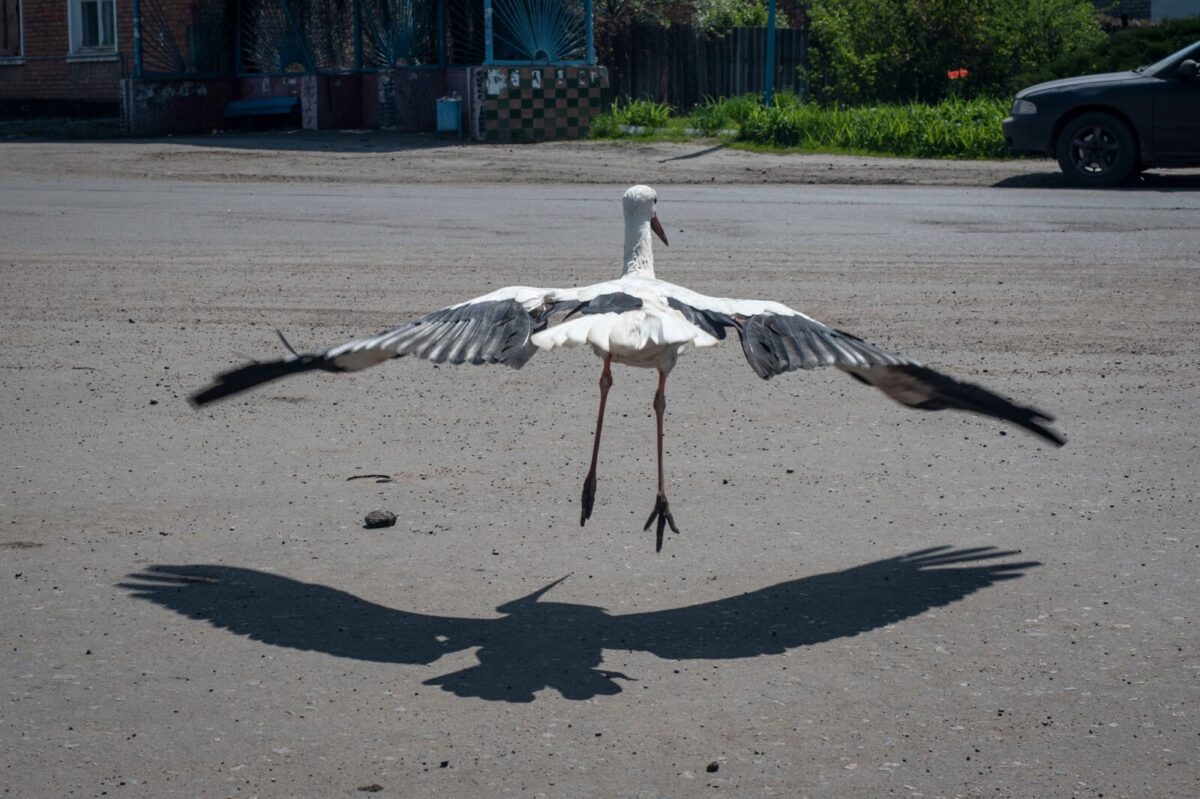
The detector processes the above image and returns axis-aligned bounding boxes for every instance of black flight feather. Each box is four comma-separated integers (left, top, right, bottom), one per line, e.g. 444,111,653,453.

841,363,1066,447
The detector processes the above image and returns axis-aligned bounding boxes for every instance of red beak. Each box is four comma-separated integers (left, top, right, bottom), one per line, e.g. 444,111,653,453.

650,213,669,246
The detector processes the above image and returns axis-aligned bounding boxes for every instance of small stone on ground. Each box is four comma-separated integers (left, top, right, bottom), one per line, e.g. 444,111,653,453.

363,510,397,529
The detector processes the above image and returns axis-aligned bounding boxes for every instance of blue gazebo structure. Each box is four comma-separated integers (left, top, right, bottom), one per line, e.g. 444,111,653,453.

123,0,605,139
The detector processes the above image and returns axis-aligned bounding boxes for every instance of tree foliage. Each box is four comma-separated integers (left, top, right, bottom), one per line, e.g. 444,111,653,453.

804,0,1106,104
1014,14,1200,88
697,0,788,33
594,0,786,46
595,0,791,72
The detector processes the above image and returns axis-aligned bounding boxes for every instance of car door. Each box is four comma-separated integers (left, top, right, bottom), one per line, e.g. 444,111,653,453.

1154,51,1200,160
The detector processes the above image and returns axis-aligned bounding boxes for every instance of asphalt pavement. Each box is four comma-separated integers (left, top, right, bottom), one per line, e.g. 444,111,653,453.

2,171,1198,798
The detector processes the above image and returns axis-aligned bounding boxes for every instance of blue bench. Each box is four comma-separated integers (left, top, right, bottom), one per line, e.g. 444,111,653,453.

224,97,300,119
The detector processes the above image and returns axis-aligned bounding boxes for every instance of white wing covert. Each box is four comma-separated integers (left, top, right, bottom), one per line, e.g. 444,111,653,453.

657,285,914,378
660,286,1065,446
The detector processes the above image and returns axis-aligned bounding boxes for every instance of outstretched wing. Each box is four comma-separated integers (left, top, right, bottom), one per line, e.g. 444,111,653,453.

600,547,1039,661
660,282,1065,446
190,285,571,407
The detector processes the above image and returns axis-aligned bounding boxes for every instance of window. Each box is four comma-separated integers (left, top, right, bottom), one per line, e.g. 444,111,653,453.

70,0,116,53
1,0,20,58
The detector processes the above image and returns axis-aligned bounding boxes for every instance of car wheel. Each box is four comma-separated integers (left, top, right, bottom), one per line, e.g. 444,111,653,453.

1055,112,1138,187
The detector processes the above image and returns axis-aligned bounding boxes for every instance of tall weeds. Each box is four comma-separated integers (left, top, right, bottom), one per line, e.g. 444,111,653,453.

589,94,1010,159
737,97,1009,158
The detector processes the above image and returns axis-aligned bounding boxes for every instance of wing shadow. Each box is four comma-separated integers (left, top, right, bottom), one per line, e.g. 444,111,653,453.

121,546,1037,703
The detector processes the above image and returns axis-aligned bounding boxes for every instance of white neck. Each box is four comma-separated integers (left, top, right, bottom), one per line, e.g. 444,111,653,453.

623,217,655,278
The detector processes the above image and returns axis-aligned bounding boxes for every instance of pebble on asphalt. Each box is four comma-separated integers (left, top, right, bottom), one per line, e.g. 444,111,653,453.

363,510,397,529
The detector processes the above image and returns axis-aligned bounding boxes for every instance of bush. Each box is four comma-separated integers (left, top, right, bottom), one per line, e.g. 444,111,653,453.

592,93,1010,159
587,109,622,138
589,98,674,137
737,97,1010,158
687,98,736,135
687,92,777,133
1012,15,1200,90
805,0,1105,104
617,98,674,128
697,0,787,33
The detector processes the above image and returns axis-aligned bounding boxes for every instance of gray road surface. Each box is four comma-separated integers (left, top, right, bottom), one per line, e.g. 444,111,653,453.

2,175,1198,798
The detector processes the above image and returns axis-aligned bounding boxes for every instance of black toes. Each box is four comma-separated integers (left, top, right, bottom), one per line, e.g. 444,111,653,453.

581,472,597,527
643,494,679,551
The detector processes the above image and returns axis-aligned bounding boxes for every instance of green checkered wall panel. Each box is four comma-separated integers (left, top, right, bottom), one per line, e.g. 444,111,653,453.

480,67,609,143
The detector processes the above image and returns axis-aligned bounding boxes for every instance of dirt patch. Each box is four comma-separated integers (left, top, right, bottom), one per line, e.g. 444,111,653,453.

7,131,1198,189
0,131,1076,188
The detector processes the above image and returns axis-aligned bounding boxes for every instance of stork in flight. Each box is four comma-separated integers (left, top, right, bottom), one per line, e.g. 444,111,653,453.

191,185,1065,550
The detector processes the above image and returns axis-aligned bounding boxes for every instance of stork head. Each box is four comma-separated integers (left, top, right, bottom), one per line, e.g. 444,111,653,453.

622,184,668,247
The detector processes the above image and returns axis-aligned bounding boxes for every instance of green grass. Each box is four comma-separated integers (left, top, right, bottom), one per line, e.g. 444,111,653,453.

589,98,675,137
738,97,1009,158
590,94,1010,159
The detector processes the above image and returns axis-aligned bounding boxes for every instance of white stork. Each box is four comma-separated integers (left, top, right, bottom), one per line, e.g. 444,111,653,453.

192,185,1065,550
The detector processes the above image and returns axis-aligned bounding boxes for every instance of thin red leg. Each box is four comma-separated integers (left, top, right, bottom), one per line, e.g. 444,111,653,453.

644,369,679,551
580,356,613,526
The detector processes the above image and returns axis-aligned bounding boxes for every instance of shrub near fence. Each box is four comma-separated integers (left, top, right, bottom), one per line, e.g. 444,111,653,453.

590,94,1011,160
737,96,1010,158
607,24,808,110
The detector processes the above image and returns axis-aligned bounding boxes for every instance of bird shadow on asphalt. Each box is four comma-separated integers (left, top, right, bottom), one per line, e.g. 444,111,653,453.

121,546,1037,703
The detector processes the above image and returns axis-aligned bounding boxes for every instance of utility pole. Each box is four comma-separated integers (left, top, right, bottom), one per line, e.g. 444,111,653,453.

763,0,777,106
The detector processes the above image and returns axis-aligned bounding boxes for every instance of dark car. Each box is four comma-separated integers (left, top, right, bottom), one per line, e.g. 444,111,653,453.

1003,39,1200,186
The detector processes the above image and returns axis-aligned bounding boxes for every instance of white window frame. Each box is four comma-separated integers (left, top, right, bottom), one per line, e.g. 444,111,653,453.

67,0,118,58
0,0,23,64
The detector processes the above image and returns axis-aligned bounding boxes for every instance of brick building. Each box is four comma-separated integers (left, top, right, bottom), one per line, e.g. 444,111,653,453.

0,0,140,112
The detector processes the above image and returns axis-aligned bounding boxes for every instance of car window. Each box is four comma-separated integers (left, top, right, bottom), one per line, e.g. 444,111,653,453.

1144,39,1200,76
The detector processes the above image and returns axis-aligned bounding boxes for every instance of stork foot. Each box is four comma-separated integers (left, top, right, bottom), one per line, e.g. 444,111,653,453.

643,493,679,552
581,472,597,527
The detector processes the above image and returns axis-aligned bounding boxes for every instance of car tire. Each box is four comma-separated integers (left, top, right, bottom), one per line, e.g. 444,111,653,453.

1055,112,1138,188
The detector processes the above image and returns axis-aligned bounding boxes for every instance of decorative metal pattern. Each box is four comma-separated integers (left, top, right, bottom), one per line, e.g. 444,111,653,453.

139,0,234,76
133,0,597,76
296,0,356,70
491,0,587,64
360,0,439,67
240,0,312,72
240,0,356,73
